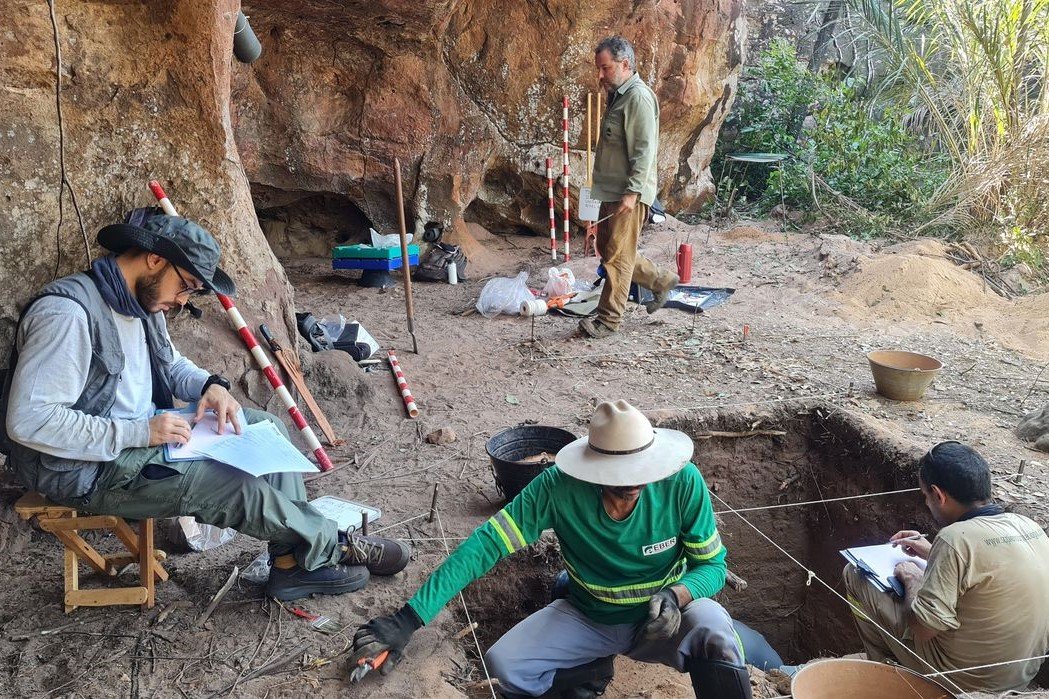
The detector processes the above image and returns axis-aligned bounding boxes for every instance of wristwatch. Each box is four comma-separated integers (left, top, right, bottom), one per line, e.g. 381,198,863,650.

201,374,232,395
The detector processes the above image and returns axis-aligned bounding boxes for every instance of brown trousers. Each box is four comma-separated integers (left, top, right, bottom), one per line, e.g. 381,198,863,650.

595,201,675,330
842,563,928,672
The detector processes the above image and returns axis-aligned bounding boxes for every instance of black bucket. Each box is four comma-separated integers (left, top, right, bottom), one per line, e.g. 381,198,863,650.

486,425,578,501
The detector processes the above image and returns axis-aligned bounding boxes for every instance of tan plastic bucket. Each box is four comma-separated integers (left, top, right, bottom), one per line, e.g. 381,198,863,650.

792,659,957,699
868,350,943,401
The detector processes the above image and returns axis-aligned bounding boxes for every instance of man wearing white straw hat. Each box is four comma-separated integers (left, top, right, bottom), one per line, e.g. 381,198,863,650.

351,400,754,698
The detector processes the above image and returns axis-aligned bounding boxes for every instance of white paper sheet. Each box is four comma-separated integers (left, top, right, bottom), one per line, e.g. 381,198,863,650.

577,186,602,221
841,543,927,593
163,407,248,462
196,421,319,477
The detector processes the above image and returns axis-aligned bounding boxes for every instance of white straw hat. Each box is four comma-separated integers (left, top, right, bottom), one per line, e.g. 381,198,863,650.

555,400,694,486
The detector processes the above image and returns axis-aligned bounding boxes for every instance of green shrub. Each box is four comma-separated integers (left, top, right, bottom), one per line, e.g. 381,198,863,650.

715,40,950,229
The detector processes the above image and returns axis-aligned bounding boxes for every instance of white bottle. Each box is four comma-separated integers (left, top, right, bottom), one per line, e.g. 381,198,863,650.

447,261,458,285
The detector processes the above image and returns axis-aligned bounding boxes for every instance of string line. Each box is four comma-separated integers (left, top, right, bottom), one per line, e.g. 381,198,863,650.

435,508,497,698
714,487,920,514
922,654,1049,678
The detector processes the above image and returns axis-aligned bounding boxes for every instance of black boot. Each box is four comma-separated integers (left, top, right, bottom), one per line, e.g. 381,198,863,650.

549,655,615,698
688,659,752,699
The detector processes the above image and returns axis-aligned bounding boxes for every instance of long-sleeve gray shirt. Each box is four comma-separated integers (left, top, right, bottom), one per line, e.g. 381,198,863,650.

6,296,209,462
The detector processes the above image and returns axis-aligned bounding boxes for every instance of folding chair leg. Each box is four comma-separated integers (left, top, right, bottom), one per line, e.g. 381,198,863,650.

64,548,78,614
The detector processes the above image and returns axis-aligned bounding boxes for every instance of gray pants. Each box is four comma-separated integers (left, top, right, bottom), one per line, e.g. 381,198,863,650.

73,409,339,571
484,597,744,696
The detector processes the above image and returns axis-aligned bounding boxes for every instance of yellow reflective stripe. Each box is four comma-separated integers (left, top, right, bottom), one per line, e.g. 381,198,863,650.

487,518,515,555
500,510,528,551
564,558,687,605
684,531,722,560
683,541,725,558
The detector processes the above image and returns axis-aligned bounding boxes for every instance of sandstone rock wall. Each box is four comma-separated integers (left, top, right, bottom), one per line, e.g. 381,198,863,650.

0,0,297,395
233,0,745,244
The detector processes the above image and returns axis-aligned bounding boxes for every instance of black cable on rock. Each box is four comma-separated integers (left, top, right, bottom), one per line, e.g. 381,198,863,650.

47,0,90,281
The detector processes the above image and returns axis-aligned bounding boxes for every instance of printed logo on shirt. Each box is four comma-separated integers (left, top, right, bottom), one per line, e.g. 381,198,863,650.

643,537,677,556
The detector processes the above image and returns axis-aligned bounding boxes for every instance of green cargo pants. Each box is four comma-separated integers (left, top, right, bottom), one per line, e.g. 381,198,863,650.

78,408,339,571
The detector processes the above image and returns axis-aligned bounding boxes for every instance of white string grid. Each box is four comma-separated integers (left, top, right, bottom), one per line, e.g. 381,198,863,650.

373,481,1045,696
435,507,498,698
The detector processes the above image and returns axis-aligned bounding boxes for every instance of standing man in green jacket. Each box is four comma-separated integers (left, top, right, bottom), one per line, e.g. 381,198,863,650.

581,36,679,340
350,401,753,698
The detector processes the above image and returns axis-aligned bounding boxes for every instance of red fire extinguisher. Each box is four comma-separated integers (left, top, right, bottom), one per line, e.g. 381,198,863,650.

677,243,693,284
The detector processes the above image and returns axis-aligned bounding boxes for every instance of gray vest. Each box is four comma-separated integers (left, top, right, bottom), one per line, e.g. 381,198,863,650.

2,271,177,504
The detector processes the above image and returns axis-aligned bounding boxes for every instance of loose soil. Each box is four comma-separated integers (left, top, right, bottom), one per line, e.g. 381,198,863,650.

2,218,1048,698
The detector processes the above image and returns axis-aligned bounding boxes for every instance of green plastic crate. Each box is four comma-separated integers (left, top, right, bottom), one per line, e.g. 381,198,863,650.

332,244,419,260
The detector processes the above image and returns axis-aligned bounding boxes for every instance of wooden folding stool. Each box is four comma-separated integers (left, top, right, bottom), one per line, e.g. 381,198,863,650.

15,492,168,613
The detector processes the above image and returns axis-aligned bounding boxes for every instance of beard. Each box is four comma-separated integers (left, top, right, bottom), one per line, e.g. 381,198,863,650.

605,484,645,501
135,269,166,313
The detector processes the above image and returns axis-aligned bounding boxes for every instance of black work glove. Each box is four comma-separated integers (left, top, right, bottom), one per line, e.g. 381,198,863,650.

635,588,681,645
351,604,424,675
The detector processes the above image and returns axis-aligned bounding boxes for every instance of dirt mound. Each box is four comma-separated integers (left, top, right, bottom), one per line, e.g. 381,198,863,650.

835,240,1004,321
720,225,781,242
447,222,514,280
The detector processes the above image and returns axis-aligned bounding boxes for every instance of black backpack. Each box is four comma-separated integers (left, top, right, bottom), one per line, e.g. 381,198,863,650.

415,242,468,282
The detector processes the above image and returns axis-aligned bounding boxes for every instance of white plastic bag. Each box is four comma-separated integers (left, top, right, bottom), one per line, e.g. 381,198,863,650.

369,227,412,248
171,517,236,552
240,549,271,584
476,271,533,318
317,314,346,342
543,267,576,297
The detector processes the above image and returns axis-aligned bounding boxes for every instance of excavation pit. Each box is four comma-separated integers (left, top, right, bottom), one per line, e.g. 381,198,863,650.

460,403,936,664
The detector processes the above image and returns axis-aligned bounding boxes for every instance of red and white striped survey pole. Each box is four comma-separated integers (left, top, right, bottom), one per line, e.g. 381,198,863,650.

562,96,571,261
147,180,334,472
546,157,556,262
387,349,419,418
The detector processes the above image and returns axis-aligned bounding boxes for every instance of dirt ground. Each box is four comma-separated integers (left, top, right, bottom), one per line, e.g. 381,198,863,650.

2,216,1048,698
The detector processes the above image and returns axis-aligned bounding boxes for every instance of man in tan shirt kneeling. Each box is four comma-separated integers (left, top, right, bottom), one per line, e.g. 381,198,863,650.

843,441,1049,693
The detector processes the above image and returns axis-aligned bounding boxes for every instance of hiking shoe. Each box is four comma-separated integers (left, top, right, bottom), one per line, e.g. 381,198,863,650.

265,563,369,601
340,532,411,576
579,317,616,339
645,273,680,314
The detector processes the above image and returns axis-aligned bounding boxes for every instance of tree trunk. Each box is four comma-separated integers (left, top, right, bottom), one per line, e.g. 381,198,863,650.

808,0,845,73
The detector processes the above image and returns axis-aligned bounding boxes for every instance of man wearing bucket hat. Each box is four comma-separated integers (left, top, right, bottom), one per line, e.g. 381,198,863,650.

843,441,1049,693
350,400,753,698
2,213,409,600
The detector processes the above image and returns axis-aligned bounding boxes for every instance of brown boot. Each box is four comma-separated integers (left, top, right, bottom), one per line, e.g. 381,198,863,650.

645,272,680,314
579,317,617,339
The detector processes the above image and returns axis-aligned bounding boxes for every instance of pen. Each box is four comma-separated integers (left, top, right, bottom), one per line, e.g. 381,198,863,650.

172,420,198,450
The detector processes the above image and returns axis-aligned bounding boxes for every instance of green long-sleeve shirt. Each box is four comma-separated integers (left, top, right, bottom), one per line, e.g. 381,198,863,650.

407,464,726,626
591,72,660,206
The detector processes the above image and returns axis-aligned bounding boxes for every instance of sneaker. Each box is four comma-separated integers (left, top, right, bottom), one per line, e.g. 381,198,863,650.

579,317,617,339
265,563,369,601
644,273,680,314
340,532,411,576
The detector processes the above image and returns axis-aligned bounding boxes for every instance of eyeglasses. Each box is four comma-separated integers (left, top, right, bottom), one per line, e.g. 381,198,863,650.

169,264,207,297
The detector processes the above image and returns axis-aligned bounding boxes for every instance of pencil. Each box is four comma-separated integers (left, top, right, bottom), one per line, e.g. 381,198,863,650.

890,533,927,543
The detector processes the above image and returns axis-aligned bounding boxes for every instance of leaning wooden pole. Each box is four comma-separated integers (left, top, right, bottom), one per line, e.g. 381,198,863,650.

393,158,419,354
147,181,334,472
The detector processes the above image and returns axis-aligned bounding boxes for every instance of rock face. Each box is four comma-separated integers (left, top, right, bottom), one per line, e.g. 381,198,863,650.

1017,406,1049,453
1,0,743,389
0,0,299,389
233,0,745,246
